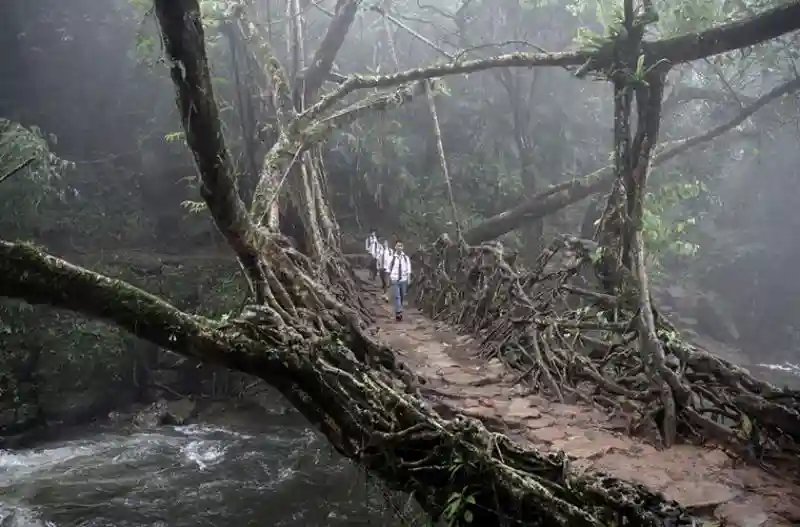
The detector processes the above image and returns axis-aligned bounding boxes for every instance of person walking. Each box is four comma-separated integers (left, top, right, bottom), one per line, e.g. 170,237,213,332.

386,240,411,321
376,239,393,301
364,230,378,281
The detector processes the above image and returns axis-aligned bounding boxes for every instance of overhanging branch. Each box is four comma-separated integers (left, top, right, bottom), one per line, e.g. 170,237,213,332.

464,76,800,244
297,50,587,129
645,1,800,65
302,0,361,101
299,1,800,128
0,240,240,367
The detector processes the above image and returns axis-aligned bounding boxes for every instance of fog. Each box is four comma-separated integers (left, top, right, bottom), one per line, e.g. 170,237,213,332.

3,0,799,368
2,0,800,524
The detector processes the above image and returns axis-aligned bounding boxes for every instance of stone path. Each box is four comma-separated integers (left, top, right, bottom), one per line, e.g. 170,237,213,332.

357,271,800,527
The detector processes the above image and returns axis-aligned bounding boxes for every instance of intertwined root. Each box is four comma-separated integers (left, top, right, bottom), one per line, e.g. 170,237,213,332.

221,236,699,525
413,234,800,472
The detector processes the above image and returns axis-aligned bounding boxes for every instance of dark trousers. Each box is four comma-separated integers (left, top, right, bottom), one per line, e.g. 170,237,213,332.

380,270,389,292
370,258,379,280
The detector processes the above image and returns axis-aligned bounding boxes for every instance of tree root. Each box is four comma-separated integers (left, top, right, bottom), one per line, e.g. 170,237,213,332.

1,238,702,526
412,234,800,475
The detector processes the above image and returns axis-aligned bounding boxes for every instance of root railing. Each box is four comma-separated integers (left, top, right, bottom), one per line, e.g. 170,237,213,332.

2,239,700,527
412,234,800,473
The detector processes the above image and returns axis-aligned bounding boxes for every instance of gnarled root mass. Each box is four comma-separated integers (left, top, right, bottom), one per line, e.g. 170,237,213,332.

1,238,698,526
412,234,800,475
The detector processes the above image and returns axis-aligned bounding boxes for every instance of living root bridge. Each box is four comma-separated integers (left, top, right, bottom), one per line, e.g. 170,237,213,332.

1,239,704,526
412,235,800,471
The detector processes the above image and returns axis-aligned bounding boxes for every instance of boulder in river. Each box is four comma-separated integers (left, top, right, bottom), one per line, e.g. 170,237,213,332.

132,398,197,428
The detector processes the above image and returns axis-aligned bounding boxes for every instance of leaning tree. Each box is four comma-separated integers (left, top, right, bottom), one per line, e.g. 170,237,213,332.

2,0,800,524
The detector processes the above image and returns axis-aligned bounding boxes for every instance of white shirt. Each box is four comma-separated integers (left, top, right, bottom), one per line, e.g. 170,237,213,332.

386,252,411,282
376,245,393,271
365,234,378,257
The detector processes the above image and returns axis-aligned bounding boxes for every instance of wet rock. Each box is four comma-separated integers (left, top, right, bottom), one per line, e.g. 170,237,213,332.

663,480,738,510
0,408,16,428
0,404,40,436
715,501,769,527
133,400,168,428
163,399,196,425
507,398,541,419
528,426,567,443
132,398,196,428
150,369,182,388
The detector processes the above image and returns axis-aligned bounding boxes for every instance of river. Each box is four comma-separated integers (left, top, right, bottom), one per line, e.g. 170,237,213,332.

0,408,418,527
2,363,797,527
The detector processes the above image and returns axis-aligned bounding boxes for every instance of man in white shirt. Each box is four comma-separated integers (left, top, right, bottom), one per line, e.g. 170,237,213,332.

375,239,393,301
364,230,378,281
385,240,411,321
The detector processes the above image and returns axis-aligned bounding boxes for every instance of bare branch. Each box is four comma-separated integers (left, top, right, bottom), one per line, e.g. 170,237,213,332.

0,157,35,186
372,5,453,59
298,50,587,128
302,0,361,101
425,81,462,240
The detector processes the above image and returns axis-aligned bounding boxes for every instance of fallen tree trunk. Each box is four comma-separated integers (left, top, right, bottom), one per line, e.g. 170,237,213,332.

463,76,800,245
412,235,800,471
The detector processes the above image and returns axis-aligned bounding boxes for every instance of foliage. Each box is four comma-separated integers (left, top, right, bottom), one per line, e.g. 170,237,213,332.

641,175,709,271
0,119,72,191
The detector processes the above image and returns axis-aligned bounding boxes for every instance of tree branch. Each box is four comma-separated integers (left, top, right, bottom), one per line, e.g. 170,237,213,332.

297,50,587,129
425,81,462,240
0,241,243,368
154,0,268,302
463,76,800,244
299,0,800,128
0,239,366,459
250,82,427,224
301,0,361,102
645,1,800,66
0,156,35,186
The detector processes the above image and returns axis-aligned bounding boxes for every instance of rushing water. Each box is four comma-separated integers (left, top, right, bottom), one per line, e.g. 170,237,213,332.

0,412,415,527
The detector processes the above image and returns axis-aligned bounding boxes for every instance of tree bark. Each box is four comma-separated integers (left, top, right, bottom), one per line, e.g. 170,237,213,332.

154,0,268,302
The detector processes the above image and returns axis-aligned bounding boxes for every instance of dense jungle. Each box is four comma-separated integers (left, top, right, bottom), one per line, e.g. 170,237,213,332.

1,0,800,525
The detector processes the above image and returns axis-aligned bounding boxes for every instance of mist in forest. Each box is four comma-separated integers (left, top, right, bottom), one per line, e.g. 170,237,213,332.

2,0,800,525
4,0,799,368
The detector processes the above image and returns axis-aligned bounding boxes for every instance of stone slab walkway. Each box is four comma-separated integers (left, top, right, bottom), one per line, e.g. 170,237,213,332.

357,271,800,527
